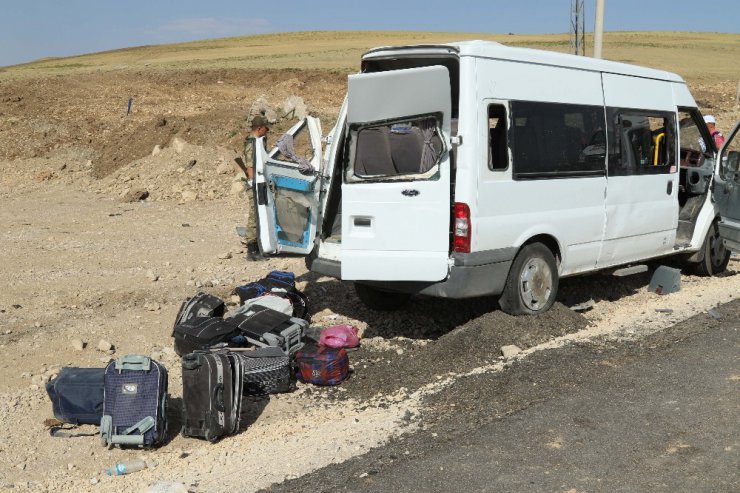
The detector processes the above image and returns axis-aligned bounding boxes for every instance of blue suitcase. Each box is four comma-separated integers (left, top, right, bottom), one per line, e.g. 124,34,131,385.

100,355,168,448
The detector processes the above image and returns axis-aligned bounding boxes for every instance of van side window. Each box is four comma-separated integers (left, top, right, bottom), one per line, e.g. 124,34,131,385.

607,109,676,176
488,104,508,171
346,115,445,181
510,101,606,179
677,109,711,166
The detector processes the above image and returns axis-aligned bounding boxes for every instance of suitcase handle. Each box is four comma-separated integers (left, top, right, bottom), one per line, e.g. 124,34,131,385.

181,353,201,370
115,355,151,372
213,383,226,412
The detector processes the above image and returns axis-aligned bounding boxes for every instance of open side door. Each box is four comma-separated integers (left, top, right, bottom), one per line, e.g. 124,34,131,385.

713,121,740,251
341,65,452,282
254,116,323,255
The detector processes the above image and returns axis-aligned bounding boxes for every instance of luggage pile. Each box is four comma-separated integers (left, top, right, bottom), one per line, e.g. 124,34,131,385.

45,270,362,447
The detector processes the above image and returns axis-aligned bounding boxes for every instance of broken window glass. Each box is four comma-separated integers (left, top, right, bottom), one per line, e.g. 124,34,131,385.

349,116,444,180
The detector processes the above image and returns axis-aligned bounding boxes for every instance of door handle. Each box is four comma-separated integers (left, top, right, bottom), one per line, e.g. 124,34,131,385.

666,181,673,195
353,217,371,227
256,183,268,205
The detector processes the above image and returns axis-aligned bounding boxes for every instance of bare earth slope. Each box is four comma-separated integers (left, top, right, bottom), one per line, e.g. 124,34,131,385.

0,31,739,492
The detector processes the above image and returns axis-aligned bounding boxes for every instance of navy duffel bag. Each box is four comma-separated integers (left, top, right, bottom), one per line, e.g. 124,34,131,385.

45,367,105,425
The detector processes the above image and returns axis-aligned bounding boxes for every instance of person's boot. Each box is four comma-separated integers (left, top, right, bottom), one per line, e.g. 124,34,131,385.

246,241,267,261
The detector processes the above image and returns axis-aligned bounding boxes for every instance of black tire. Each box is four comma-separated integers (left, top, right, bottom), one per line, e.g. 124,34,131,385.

693,220,730,276
498,243,559,316
354,283,410,311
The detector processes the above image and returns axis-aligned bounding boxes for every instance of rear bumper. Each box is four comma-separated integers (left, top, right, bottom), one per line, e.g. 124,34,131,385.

306,248,515,299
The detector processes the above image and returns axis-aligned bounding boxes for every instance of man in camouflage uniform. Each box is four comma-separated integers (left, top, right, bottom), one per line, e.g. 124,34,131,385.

243,115,270,261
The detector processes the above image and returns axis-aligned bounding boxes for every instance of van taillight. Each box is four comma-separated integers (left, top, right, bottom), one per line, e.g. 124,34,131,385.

453,202,471,253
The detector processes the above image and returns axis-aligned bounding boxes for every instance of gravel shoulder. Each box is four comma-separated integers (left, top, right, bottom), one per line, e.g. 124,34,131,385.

1,173,739,492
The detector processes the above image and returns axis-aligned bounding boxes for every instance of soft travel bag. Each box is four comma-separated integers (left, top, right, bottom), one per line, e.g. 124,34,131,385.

172,316,243,356
173,292,226,328
234,270,309,320
45,367,105,425
294,345,350,386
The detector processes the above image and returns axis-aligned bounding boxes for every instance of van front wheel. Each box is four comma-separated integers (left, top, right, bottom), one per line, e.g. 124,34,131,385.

693,221,730,276
499,243,559,316
354,283,410,311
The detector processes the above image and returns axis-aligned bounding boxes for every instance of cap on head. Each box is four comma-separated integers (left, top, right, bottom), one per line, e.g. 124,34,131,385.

251,114,270,130
704,115,716,125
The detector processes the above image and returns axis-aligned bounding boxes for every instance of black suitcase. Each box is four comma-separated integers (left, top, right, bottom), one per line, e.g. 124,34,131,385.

229,306,307,355
100,355,168,448
174,292,226,328
181,351,243,442
172,316,242,357
233,347,295,396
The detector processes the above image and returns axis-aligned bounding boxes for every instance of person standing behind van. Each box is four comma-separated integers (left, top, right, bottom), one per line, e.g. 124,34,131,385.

704,115,725,150
243,115,270,261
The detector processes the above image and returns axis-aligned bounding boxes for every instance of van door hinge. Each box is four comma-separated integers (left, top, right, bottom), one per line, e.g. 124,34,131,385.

451,135,463,146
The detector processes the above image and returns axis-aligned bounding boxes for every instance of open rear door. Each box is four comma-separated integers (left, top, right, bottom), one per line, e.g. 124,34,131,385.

254,116,323,255
342,65,452,281
714,121,740,251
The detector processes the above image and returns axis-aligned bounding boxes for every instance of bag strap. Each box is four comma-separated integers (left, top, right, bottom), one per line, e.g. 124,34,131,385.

100,415,112,444
122,416,154,436
100,414,154,446
115,355,151,372
49,425,97,438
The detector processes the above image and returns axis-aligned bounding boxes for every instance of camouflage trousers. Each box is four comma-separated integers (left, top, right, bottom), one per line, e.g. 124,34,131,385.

245,185,258,244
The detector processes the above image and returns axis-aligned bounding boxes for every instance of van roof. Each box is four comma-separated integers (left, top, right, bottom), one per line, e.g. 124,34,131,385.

362,40,684,83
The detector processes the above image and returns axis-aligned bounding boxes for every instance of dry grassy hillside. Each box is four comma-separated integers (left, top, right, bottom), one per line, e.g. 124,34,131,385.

3,31,739,82
0,31,738,179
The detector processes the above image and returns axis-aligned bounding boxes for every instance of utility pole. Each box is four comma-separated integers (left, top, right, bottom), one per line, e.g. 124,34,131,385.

570,0,585,56
594,0,605,59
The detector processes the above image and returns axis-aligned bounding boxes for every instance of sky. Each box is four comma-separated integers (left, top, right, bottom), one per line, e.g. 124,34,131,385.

1,0,738,67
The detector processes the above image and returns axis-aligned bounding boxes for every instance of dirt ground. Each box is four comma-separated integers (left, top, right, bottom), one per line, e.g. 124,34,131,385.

1,60,740,492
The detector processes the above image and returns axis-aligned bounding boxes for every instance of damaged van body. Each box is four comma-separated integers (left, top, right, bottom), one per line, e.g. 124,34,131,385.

252,41,740,315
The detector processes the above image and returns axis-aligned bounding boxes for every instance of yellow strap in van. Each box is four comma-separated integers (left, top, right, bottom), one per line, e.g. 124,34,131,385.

653,133,665,166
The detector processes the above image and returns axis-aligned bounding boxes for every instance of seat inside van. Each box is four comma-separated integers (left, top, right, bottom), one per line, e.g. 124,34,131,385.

352,118,443,177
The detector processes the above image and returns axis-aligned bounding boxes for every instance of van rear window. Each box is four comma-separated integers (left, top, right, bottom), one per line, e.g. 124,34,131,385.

346,115,445,181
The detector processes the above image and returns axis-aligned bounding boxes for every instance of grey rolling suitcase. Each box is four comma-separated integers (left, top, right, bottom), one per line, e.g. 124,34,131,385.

228,305,307,355
181,351,243,442
233,347,295,396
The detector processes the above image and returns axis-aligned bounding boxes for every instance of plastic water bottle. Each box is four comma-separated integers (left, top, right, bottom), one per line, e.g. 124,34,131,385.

106,459,146,476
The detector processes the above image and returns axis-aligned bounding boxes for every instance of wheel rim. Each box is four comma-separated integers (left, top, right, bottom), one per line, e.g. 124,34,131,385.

519,257,553,311
709,226,727,269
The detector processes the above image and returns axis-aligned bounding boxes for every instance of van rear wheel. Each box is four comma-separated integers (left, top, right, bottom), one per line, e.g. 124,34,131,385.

499,243,559,316
354,283,410,311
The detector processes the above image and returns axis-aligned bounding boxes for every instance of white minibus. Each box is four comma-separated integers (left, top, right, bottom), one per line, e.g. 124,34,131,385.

253,41,740,315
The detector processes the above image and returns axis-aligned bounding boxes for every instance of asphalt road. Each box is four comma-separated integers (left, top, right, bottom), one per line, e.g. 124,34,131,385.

268,301,740,492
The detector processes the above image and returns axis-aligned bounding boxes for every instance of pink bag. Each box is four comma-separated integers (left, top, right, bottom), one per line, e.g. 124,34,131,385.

319,324,360,349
